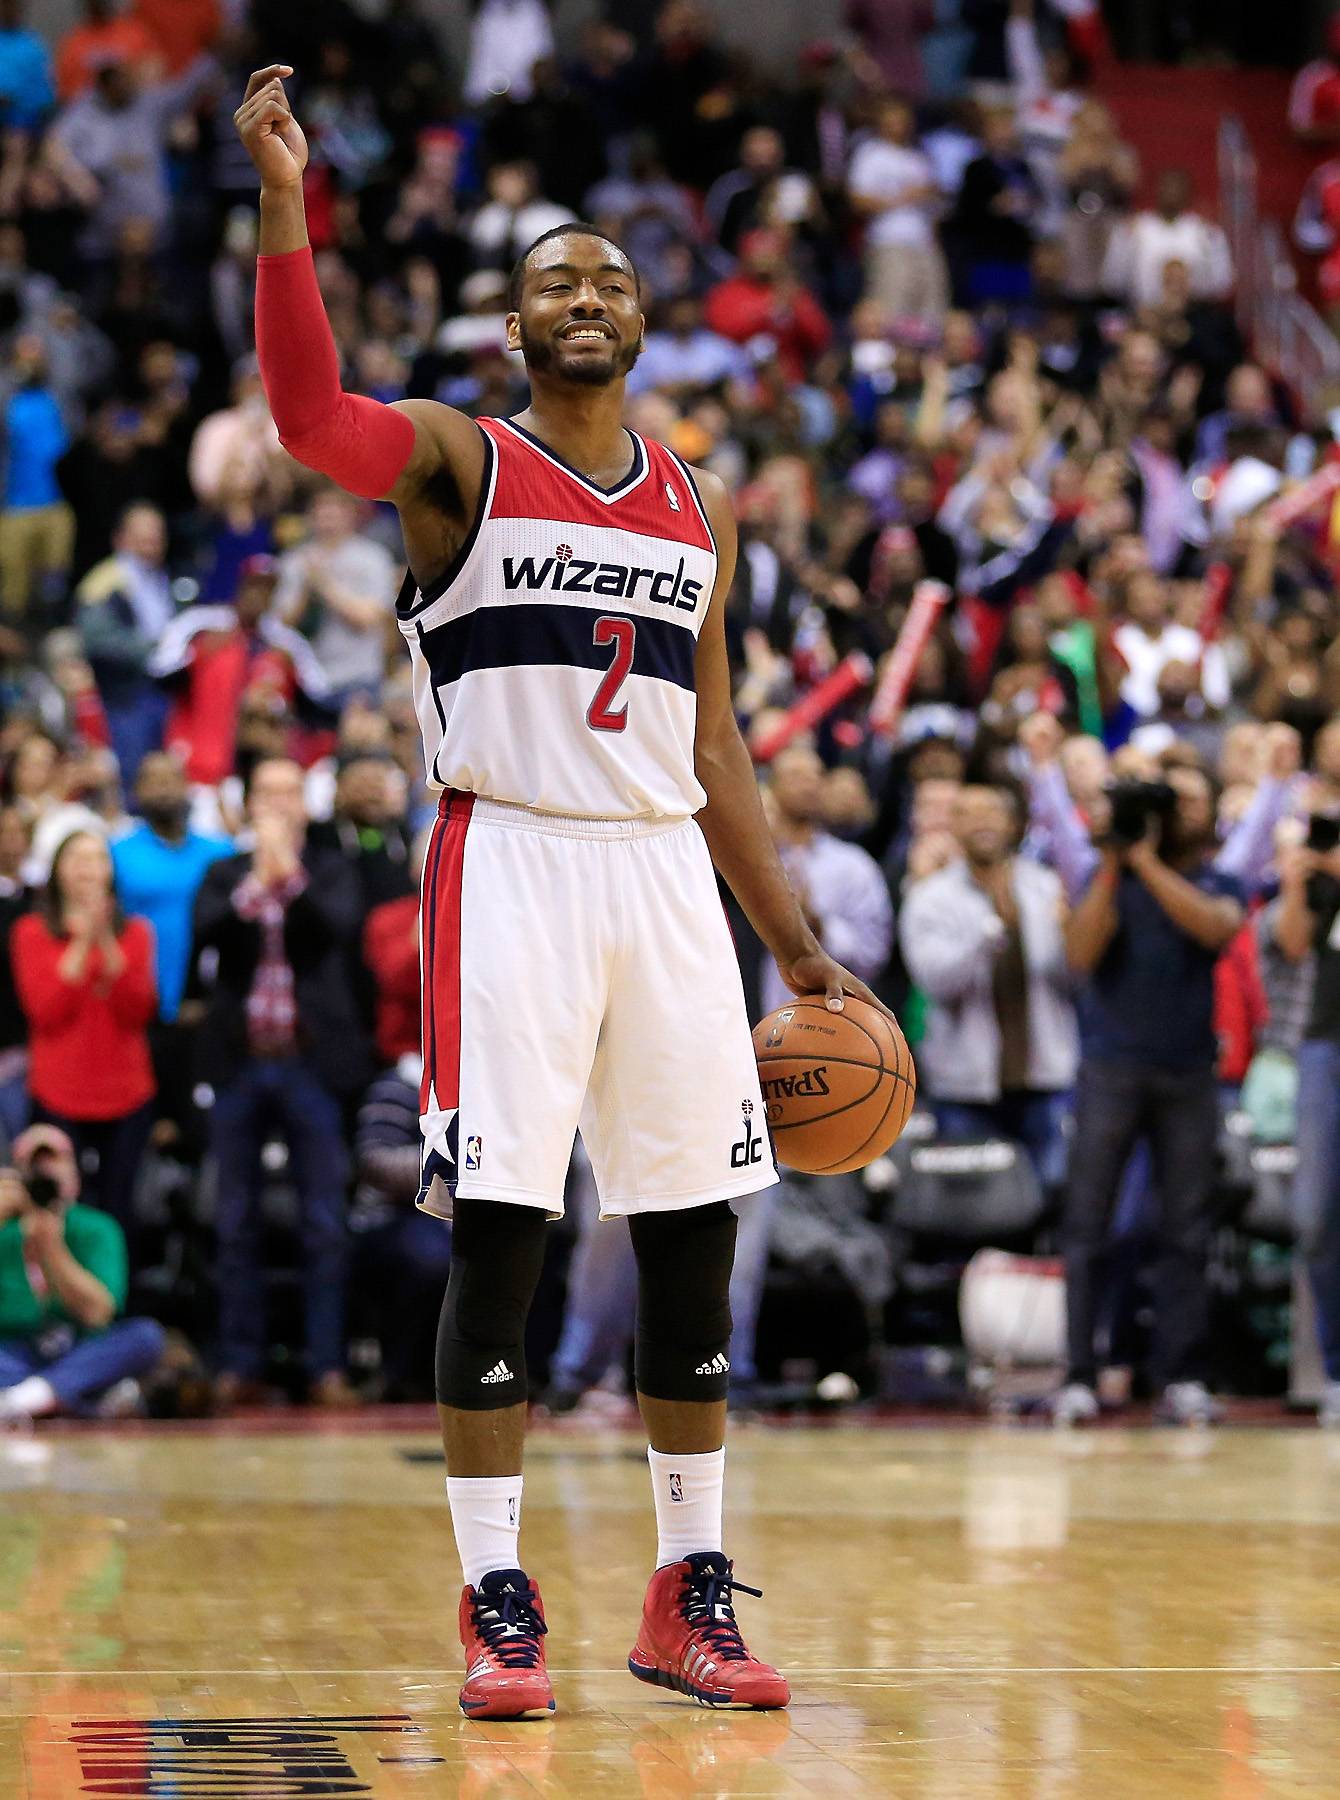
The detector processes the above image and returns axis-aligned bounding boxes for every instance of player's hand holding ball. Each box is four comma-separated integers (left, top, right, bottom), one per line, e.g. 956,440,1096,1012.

758,946,916,1175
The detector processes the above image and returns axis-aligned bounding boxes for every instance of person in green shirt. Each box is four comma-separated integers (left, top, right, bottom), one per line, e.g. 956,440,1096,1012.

0,1126,164,1422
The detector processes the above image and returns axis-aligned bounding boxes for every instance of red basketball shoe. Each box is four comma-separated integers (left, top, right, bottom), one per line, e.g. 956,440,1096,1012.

458,1569,556,1719
628,1552,790,1709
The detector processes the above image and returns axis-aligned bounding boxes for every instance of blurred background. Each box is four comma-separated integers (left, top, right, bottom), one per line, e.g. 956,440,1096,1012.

0,0,1339,1430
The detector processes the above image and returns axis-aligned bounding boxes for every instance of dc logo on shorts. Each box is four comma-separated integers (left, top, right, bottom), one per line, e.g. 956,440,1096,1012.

465,1135,483,1172
731,1100,764,1169
764,1008,795,1050
669,1473,684,1502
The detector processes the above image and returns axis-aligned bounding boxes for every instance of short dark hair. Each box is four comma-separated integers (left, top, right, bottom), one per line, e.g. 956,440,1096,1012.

506,224,640,311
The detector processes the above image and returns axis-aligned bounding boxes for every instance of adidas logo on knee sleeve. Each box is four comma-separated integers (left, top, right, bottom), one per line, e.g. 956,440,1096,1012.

694,1353,730,1377
481,1360,514,1384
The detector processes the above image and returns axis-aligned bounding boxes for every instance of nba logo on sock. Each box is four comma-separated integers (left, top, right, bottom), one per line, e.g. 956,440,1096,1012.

465,1135,483,1172
669,1473,683,1503
508,1497,517,1525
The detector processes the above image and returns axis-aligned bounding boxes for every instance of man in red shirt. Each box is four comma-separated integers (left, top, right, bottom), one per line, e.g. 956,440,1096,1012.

362,828,426,1067
1290,20,1340,144
703,227,832,384
149,555,332,786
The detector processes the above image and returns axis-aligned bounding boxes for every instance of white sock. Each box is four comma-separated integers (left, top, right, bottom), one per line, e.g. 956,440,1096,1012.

647,1447,725,1568
446,1475,524,1590
0,1377,57,1419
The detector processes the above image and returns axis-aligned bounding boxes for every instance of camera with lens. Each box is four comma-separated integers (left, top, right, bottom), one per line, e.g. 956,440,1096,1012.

1104,779,1177,850
22,1147,62,1211
1305,812,1340,912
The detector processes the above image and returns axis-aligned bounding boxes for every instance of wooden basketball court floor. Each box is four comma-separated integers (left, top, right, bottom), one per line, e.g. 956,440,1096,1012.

3,1416,1340,1798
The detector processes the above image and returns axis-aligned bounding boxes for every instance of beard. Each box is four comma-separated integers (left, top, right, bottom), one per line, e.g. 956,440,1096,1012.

141,799,187,832
519,323,641,386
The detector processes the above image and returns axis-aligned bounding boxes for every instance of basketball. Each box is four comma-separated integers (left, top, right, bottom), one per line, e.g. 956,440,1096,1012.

752,995,917,1175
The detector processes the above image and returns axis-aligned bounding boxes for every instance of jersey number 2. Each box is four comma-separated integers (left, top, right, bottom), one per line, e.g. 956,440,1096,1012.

586,616,635,733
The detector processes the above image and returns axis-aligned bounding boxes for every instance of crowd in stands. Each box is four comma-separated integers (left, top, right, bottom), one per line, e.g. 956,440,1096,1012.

0,0,1338,1425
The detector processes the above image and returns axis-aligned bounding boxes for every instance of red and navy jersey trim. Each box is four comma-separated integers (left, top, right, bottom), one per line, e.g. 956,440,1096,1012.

417,602,696,692
494,416,650,503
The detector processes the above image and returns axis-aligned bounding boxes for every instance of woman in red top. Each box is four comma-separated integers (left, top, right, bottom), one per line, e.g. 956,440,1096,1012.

12,832,157,1232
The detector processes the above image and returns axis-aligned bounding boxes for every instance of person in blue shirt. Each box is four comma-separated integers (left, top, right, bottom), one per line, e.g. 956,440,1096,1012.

1057,762,1245,1428
0,0,55,132
111,753,231,1150
0,334,73,619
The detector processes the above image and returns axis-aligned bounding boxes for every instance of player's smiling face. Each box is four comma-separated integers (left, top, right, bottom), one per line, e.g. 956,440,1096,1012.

510,236,644,386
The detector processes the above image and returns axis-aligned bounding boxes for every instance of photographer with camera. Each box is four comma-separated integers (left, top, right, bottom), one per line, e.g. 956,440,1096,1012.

1275,810,1340,1427
0,1125,165,1423
1057,763,1244,1425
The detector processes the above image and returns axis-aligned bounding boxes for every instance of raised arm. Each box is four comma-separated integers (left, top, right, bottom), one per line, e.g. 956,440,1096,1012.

236,66,483,583
691,471,890,1018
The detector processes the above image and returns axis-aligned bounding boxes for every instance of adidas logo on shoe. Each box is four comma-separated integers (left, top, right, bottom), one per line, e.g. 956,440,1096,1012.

695,1353,730,1377
481,1360,514,1384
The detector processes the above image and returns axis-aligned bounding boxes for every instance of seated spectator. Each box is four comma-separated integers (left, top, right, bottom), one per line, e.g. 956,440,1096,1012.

55,0,158,104
362,825,427,1067
12,830,156,1232
151,556,332,786
1111,571,1230,722
626,294,751,398
467,159,573,271
0,805,33,1152
0,0,55,132
900,784,1076,1181
308,749,412,911
111,753,231,1138
761,745,894,1015
130,0,219,76
351,1058,452,1400
1275,821,1340,1427
1100,167,1232,311
706,125,819,258
49,50,217,260
0,333,73,622
703,229,832,386
273,488,399,709
191,756,369,1409
0,1127,165,1423
846,0,933,97
76,502,174,791
848,98,948,326
187,357,285,511
945,106,1045,304
1288,17,1340,145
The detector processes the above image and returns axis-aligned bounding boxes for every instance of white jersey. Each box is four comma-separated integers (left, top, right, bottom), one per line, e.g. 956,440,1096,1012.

398,416,718,820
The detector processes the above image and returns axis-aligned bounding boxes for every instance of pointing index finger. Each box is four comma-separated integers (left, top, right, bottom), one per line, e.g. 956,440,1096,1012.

243,64,294,103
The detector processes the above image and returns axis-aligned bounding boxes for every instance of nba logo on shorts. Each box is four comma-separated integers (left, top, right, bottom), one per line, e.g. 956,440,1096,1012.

465,1135,483,1172
669,1473,684,1503
765,1008,795,1050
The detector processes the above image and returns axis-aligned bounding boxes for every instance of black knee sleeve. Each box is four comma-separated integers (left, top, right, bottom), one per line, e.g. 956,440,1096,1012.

629,1202,737,1401
436,1200,548,1409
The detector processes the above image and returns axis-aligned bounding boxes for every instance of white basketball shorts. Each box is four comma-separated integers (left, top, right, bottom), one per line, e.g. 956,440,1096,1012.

416,792,778,1220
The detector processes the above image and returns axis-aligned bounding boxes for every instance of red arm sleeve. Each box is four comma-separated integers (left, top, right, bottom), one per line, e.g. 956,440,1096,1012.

255,247,416,500
12,917,84,1030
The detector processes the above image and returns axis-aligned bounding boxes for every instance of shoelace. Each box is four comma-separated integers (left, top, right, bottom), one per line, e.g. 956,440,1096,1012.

680,1562,762,1662
472,1586,548,1669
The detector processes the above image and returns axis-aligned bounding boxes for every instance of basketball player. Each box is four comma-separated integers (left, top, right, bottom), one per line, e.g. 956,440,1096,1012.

236,66,888,1721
